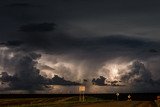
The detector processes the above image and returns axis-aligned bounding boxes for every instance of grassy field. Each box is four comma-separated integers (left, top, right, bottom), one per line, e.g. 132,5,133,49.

0,96,158,107
0,96,104,107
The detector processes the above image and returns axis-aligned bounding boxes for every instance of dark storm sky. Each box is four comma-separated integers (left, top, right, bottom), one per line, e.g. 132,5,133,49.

0,0,160,93
0,0,160,40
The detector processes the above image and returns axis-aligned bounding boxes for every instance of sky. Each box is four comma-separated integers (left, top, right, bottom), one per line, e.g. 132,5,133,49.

0,0,160,93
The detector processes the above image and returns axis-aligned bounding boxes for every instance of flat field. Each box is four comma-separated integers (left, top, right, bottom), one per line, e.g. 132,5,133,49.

0,94,159,107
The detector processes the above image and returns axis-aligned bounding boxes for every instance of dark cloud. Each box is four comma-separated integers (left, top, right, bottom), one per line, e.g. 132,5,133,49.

92,76,124,86
2,25,160,61
49,75,80,85
149,49,158,53
92,76,106,86
3,53,45,90
6,3,33,8
120,61,153,84
0,21,160,92
0,72,15,82
0,52,80,92
0,40,23,47
0,33,160,93
19,34,160,60
10,22,156,53
19,23,56,32
0,0,160,93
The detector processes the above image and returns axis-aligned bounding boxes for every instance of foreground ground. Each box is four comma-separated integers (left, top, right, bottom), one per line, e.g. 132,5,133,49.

75,101,157,107
0,96,158,107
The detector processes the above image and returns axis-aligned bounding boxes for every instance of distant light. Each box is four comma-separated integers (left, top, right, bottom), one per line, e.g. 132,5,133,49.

128,94,131,99
116,93,120,101
79,85,85,92
116,93,119,96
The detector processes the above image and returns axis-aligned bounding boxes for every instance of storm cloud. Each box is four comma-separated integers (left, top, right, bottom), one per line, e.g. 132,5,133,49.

0,50,80,93
0,52,45,91
0,0,160,93
120,61,153,84
0,23,160,92
19,23,55,32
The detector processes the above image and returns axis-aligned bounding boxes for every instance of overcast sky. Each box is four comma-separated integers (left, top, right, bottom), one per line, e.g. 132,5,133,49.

0,0,160,93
